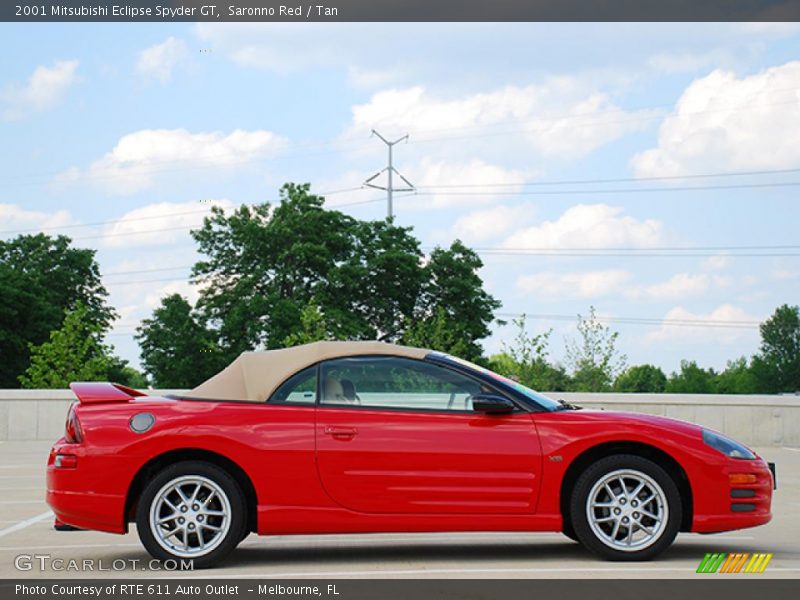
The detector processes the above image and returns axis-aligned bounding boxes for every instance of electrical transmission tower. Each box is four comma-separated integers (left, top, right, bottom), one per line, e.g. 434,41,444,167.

363,130,415,219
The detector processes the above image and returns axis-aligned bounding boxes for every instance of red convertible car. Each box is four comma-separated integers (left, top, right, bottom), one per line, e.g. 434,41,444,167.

47,341,774,567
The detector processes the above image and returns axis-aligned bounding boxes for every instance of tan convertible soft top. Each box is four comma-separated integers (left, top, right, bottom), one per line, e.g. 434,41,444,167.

188,341,430,402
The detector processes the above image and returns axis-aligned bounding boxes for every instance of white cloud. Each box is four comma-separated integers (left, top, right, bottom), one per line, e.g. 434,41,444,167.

770,268,797,281
646,51,725,74
452,204,536,243
103,249,200,331
642,273,711,300
627,273,733,301
503,204,663,249
702,254,731,271
645,45,757,75
136,37,189,83
631,61,800,176
195,23,357,72
736,23,800,36
646,304,761,345
347,82,654,159
347,66,400,90
107,277,206,341
143,280,203,309
57,128,288,194
2,60,79,120
410,158,534,208
516,269,631,299
101,199,234,248
0,204,75,238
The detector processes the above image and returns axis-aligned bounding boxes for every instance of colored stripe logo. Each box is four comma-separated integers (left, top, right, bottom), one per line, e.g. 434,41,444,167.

697,552,773,573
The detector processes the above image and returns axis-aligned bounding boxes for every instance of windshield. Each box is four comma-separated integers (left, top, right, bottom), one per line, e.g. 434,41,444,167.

435,353,562,411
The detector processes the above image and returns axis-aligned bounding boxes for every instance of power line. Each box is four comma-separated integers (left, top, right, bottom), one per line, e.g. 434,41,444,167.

4,193,390,242
95,244,798,278
94,244,798,279
102,265,193,277
0,186,367,237
475,244,800,251
414,181,800,197
6,89,800,190
474,251,800,258
496,312,761,330
411,96,800,145
414,167,800,189
0,208,212,235
410,86,800,137
104,277,188,286
2,138,374,188
106,311,762,335
4,160,800,238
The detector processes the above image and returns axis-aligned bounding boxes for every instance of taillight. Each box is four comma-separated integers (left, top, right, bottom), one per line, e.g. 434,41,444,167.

64,403,83,443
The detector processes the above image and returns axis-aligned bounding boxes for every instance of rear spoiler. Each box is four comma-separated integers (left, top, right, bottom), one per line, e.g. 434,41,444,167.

69,382,147,405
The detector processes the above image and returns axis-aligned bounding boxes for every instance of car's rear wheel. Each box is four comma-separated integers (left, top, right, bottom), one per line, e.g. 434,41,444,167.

136,461,246,569
570,454,681,560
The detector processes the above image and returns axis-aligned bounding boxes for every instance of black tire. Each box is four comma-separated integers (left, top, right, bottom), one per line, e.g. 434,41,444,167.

569,454,681,561
562,521,579,542
136,461,247,569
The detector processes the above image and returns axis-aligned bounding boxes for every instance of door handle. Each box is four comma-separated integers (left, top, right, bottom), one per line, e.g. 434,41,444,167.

324,426,358,439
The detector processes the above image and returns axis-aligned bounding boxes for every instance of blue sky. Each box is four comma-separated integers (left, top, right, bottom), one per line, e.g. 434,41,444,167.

1,22,799,375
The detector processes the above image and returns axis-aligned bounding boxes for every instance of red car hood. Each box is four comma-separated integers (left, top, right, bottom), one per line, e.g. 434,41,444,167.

565,407,707,436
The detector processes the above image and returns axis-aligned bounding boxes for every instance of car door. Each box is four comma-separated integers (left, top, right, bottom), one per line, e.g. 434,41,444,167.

315,356,543,514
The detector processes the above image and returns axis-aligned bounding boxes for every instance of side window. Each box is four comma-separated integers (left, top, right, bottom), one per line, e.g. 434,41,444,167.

268,366,317,404
319,356,492,411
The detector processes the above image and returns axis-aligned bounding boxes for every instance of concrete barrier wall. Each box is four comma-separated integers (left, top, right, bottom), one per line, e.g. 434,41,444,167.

1,389,798,446
553,392,800,447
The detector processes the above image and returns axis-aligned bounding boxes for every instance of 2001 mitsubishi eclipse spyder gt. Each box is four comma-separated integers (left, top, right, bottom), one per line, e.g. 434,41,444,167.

47,341,774,567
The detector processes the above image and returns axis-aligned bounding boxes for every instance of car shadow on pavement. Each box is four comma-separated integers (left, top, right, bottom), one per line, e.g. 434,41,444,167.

223,538,783,568
103,535,783,572
225,540,593,567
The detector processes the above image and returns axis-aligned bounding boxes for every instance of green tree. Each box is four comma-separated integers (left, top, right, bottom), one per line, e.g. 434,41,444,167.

614,364,667,393
136,294,226,388
411,240,501,362
751,304,800,393
715,357,757,394
109,365,149,388
0,234,114,387
282,300,330,347
321,217,425,342
665,360,718,393
19,304,121,389
565,307,626,392
488,315,570,391
191,183,425,351
402,306,472,358
189,184,498,361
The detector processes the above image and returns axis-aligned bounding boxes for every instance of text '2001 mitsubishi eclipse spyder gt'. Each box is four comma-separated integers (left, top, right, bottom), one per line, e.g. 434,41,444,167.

46,341,774,567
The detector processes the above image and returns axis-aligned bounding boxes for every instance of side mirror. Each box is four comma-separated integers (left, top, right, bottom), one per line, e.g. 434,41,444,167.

472,394,515,414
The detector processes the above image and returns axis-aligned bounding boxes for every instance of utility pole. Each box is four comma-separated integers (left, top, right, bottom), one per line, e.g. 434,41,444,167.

364,130,415,219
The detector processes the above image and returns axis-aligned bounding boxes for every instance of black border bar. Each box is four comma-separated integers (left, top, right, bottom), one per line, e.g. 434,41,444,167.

3,580,800,600
4,0,800,22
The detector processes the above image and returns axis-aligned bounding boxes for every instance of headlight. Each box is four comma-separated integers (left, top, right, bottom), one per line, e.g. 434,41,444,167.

702,430,755,460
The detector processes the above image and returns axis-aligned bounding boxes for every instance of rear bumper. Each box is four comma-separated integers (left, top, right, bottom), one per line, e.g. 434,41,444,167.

46,440,126,534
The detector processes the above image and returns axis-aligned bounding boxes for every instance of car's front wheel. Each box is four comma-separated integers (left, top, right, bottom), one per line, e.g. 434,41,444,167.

570,454,681,560
136,461,246,568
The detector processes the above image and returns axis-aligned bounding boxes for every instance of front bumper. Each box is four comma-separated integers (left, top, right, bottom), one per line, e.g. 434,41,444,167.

692,457,774,534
